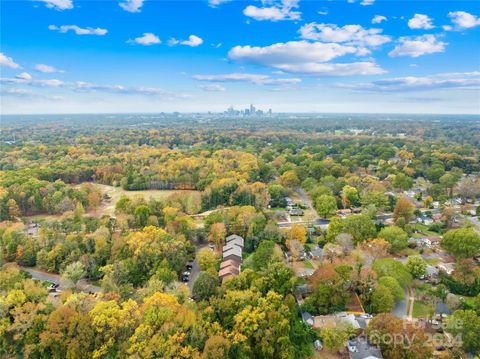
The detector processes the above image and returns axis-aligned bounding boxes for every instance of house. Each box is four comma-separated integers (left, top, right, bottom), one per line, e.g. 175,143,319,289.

218,265,240,280
226,234,244,248
219,255,242,282
301,312,314,326
404,190,416,198
308,246,323,260
289,208,304,216
426,265,439,278
432,213,443,223
437,262,456,275
287,240,306,260
223,246,242,262
350,336,383,359
296,284,313,298
417,216,433,226
312,313,362,331
285,197,295,207
220,259,241,270
223,241,243,252
337,208,352,216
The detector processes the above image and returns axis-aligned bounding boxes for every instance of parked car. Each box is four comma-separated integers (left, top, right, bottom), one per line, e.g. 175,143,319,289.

347,340,358,353
182,271,191,282
186,262,193,270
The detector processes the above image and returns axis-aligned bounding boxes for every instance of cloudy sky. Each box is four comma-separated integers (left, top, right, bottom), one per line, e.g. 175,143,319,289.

1,0,479,114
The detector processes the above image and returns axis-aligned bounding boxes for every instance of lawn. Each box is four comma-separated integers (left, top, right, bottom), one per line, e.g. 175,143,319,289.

413,300,432,318
414,224,440,237
304,260,315,270
90,183,200,217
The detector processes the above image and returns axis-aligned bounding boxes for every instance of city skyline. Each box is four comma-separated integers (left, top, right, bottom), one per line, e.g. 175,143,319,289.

1,0,480,115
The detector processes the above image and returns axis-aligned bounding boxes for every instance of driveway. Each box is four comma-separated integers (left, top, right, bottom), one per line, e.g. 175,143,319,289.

20,266,101,293
188,242,209,290
392,287,409,319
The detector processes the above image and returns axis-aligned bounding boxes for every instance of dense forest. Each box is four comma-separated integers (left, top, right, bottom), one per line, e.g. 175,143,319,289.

1,114,480,358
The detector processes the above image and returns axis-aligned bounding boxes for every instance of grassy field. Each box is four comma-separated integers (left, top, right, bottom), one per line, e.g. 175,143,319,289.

90,184,200,217
413,300,432,318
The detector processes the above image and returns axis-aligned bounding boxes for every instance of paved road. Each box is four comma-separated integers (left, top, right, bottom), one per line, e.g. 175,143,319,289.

296,188,317,216
188,243,208,290
20,266,101,293
392,288,409,319
278,218,330,228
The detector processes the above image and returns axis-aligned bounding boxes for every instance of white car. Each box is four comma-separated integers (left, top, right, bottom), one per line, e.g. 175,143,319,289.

347,341,358,353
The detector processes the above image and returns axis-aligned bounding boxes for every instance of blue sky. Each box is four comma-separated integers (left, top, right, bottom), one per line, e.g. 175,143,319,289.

1,0,479,114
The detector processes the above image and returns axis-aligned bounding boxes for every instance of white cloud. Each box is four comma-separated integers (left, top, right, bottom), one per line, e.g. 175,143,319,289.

0,88,35,97
389,35,446,58
360,0,375,6
1,76,189,99
128,33,161,45
169,35,203,47
39,0,73,10
0,88,63,101
198,84,226,92
0,53,20,69
193,72,302,85
168,38,180,46
15,72,32,80
447,11,480,30
408,14,435,29
372,15,387,24
1,77,64,87
34,64,64,73
228,41,385,76
48,24,108,35
299,23,391,47
272,62,385,76
229,41,357,65
181,35,203,47
338,72,480,92
119,0,144,13
243,0,300,21
318,9,328,16
208,0,231,7
442,25,453,31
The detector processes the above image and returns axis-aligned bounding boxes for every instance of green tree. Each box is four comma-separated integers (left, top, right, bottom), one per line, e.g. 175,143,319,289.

378,226,408,253
378,276,405,301
371,285,395,313
198,247,219,272
315,194,337,218
62,261,85,290
327,214,376,244
320,327,349,352
192,271,218,300
405,255,427,279
341,185,359,208
134,205,151,228
446,310,480,354
442,227,480,259
393,173,413,191
372,258,412,288
361,191,388,210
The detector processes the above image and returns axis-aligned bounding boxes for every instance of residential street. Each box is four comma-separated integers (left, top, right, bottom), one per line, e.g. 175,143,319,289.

392,288,409,319
188,242,208,290
19,265,101,294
